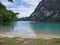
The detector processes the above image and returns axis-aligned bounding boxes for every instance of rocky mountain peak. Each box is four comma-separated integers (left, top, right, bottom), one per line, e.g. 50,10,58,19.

29,0,60,21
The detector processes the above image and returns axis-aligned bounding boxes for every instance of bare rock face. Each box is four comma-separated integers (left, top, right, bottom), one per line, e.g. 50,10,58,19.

30,0,60,21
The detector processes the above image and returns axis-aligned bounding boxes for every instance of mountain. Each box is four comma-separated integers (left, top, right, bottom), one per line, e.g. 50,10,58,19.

29,0,60,22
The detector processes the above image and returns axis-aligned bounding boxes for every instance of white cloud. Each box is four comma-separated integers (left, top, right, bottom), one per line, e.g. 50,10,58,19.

0,0,41,18
9,5,34,18
23,0,41,7
0,0,12,6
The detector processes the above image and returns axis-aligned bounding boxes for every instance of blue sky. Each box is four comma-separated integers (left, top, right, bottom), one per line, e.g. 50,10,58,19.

0,0,41,18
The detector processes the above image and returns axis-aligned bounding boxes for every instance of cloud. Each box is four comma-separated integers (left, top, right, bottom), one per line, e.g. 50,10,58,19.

0,0,41,18
0,0,12,6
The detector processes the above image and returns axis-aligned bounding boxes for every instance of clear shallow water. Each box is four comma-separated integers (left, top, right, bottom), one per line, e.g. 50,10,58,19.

0,21,60,38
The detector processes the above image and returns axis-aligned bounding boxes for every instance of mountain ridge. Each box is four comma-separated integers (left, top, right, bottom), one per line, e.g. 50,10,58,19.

19,0,60,22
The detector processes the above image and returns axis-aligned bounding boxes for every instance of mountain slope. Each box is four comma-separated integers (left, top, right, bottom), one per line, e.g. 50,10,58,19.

29,0,60,21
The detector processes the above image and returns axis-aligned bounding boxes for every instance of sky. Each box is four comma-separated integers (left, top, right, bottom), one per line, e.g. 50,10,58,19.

0,0,41,18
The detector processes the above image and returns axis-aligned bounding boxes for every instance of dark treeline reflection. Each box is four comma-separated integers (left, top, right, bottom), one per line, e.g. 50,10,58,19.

29,21,60,35
0,22,15,33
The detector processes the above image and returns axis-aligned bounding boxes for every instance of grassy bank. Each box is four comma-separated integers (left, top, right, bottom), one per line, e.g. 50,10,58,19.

0,37,60,45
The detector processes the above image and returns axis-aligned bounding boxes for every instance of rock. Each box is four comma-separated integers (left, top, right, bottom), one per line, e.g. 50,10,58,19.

29,0,60,21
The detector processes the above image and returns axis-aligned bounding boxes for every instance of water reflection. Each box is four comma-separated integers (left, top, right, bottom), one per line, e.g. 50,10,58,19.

6,21,36,37
29,21,60,35
0,23,14,33
0,21,60,38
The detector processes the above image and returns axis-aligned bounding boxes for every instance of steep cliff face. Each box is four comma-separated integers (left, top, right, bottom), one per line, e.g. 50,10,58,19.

30,0,60,21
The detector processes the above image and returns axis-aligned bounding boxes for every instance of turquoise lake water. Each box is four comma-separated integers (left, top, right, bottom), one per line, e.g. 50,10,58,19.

0,21,60,38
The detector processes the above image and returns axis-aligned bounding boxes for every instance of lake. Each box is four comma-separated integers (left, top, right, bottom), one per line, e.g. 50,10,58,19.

0,21,60,38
